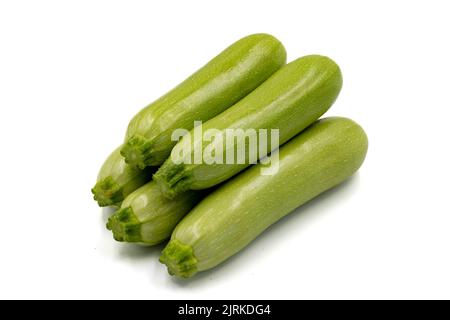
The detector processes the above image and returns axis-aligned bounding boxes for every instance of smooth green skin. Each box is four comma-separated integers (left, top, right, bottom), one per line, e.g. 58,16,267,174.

91,147,153,207
160,117,368,278
154,55,343,199
121,33,287,168
106,181,203,245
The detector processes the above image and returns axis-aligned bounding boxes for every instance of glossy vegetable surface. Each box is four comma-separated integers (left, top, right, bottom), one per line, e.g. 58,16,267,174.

154,55,343,199
160,117,368,278
121,33,286,168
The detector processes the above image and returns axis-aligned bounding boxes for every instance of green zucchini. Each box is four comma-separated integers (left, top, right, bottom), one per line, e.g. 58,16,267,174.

154,55,343,199
106,181,202,245
159,117,368,278
91,147,153,207
121,33,286,169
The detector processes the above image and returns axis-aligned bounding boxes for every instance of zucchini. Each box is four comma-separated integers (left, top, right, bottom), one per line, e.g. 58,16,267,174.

121,33,286,168
159,117,368,278
91,147,153,207
154,55,343,199
106,181,202,245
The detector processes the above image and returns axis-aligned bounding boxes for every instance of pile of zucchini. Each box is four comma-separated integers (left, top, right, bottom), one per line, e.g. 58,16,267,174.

92,34,368,278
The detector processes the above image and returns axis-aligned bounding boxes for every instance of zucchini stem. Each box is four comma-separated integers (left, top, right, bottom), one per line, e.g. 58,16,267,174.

153,160,193,199
159,239,198,278
106,207,141,242
91,176,123,207
121,134,155,170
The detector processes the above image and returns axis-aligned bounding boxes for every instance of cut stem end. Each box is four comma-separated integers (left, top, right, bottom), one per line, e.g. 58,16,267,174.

106,207,141,242
159,239,198,278
91,176,124,207
153,161,192,199
121,134,155,170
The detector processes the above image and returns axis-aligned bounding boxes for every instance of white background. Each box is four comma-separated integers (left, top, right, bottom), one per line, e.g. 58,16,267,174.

1,0,449,299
